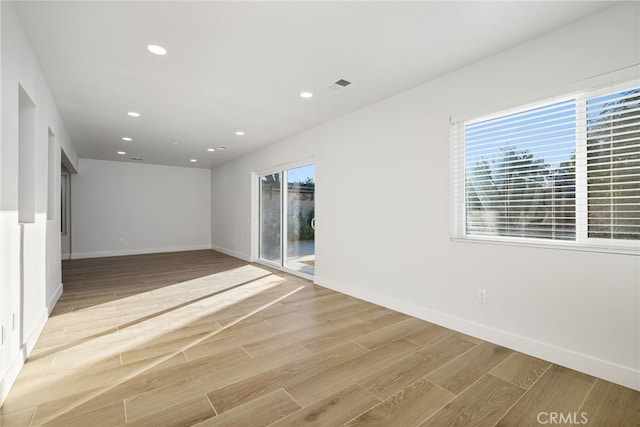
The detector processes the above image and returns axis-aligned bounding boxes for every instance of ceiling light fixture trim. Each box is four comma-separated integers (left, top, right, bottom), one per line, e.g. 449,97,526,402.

147,44,167,55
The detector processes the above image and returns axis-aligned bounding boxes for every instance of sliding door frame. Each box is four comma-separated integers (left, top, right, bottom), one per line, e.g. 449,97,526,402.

252,157,315,279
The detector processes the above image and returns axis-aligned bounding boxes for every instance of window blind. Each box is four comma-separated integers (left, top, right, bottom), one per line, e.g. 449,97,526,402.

463,99,577,240
586,89,640,240
451,82,640,251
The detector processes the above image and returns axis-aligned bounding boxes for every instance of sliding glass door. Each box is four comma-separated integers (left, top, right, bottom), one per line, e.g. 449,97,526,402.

284,165,315,275
259,173,282,264
259,164,315,276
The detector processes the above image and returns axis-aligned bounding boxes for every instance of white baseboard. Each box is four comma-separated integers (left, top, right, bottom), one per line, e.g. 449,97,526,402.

210,245,251,262
0,346,25,406
61,253,70,260
70,244,213,259
24,309,48,356
0,306,49,406
48,282,63,315
314,275,640,392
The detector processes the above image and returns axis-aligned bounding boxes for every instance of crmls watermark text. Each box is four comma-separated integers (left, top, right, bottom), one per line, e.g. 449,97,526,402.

537,412,589,425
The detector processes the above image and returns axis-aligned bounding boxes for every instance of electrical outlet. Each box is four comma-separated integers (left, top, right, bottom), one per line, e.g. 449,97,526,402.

478,289,488,304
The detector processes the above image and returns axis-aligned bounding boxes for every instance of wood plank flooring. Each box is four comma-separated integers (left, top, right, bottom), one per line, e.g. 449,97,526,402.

1,250,638,426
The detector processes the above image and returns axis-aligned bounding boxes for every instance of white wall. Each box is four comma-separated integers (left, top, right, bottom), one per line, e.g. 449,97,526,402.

211,3,640,390
71,158,211,259
0,2,78,404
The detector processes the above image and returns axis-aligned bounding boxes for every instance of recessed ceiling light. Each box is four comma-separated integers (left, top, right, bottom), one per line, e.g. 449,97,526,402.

127,111,140,117
190,159,197,162
122,137,132,141
117,151,126,155
235,131,245,136
147,44,167,55
300,91,313,99
171,142,179,145
217,146,228,151
207,148,215,152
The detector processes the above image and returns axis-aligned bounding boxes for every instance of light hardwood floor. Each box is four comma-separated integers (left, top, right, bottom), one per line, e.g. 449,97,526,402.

1,250,638,426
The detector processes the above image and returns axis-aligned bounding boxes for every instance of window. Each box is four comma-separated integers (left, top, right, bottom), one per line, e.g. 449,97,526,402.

61,171,69,235
451,82,640,253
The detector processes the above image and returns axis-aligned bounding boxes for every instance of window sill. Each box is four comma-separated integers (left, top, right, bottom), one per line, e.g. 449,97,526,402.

451,235,640,256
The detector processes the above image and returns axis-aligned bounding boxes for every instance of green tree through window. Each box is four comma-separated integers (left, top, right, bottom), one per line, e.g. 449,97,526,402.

456,83,639,249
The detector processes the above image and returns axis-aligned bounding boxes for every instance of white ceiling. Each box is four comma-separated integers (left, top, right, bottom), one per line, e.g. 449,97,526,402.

13,1,616,169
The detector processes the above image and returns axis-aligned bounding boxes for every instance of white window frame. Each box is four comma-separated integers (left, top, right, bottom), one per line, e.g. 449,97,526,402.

451,80,640,256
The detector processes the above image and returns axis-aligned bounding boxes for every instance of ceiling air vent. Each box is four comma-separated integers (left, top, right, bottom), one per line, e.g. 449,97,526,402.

327,78,352,91
130,157,144,161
